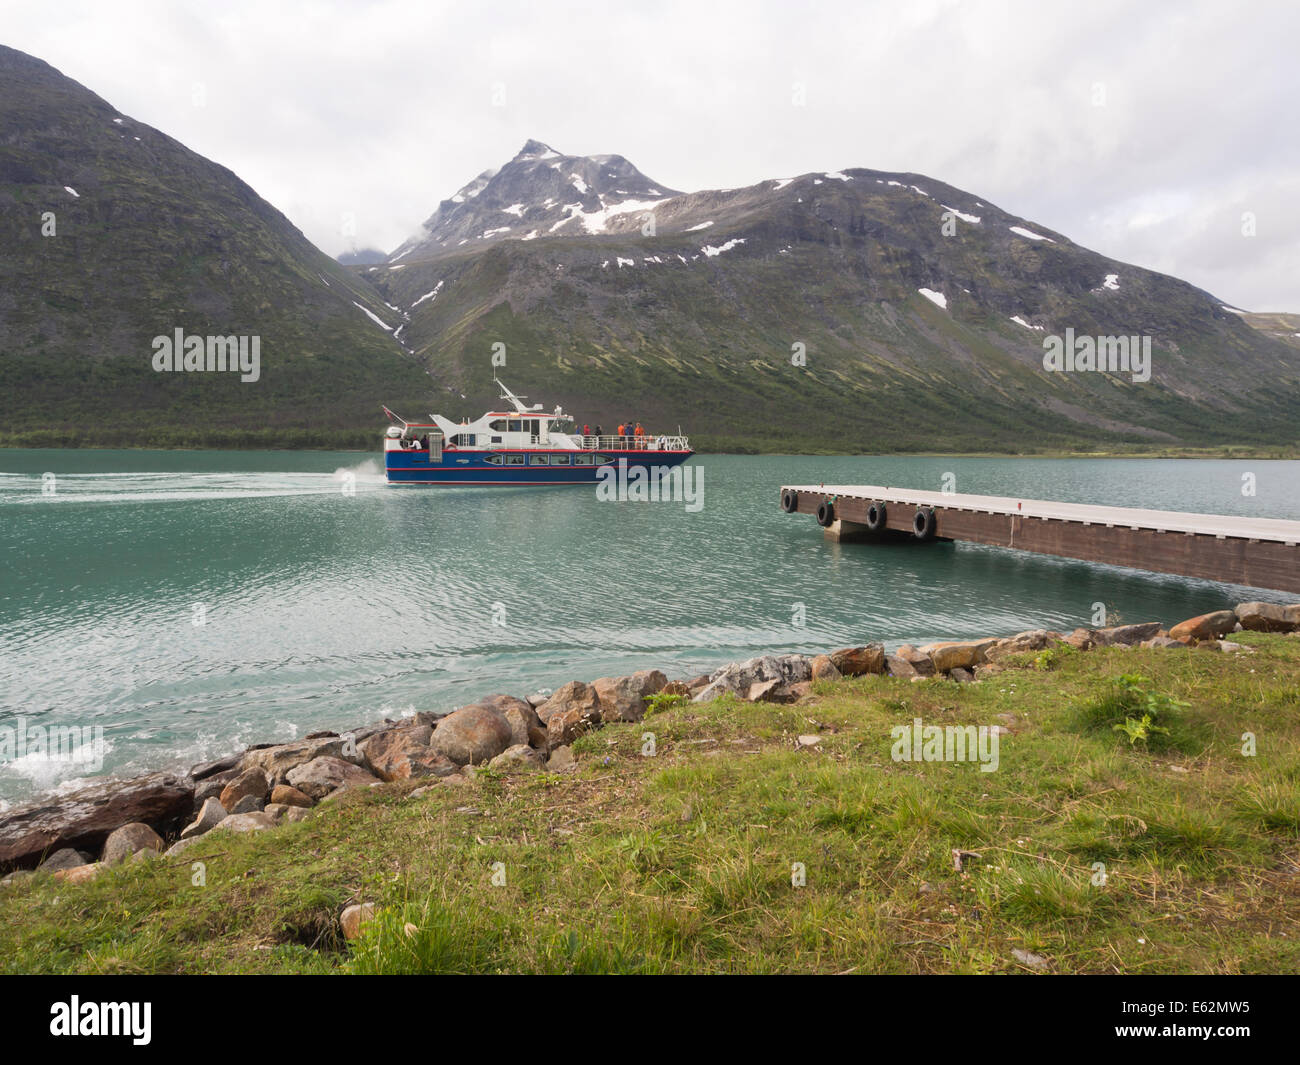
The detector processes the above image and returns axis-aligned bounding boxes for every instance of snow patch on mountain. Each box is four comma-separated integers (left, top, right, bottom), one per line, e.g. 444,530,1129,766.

1010,225,1055,242
352,301,393,332
918,288,947,309
1010,315,1044,330
702,238,746,257
411,281,444,309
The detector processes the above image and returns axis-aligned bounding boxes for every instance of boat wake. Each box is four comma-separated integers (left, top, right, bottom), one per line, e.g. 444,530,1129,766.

0,466,387,505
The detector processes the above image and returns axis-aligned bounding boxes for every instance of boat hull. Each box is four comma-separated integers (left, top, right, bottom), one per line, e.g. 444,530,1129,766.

384,448,693,485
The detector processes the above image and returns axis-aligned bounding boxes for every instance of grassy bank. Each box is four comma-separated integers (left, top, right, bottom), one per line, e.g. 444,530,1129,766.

3,634,1298,974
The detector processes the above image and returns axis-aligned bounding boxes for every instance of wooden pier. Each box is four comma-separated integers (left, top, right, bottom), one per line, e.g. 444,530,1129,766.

779,484,1300,594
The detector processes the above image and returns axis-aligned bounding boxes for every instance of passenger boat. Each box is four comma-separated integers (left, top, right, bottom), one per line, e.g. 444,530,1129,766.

382,379,692,485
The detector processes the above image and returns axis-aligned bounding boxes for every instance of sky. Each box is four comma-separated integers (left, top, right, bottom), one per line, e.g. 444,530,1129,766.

4,0,1298,310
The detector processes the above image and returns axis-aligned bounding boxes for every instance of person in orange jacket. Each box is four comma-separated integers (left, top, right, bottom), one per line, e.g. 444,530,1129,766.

634,422,646,448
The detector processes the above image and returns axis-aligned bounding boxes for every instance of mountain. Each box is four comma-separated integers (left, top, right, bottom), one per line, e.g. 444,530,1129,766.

0,45,429,448
359,140,1300,453
336,248,389,266
388,139,680,263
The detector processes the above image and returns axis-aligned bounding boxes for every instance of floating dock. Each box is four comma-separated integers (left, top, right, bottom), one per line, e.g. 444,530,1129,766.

779,484,1300,594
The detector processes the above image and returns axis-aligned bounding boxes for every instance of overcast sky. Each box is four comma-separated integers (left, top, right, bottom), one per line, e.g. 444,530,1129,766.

5,0,1298,310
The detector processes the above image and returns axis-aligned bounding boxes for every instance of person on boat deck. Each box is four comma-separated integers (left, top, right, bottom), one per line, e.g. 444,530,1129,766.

583,423,590,437
634,422,645,447
593,424,603,440
616,422,625,437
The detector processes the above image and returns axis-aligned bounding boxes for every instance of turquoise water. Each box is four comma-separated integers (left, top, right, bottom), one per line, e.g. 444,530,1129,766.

1,449,1297,804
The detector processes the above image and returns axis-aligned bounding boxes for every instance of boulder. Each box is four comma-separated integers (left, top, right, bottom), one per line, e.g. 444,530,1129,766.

771,680,813,701
218,767,270,812
547,704,601,746
360,728,457,782
1093,622,1162,646
894,645,935,676
986,629,1062,660
886,653,919,678
488,744,545,771
477,696,546,748
1168,610,1237,642
1142,636,1189,649
949,667,975,683
189,753,240,781
1063,628,1097,650
180,798,228,840
194,768,240,807
101,822,164,865
163,836,204,858
37,848,92,873
694,654,812,702
1286,604,1300,627
430,704,514,766
286,756,381,800
546,746,576,772
341,902,377,940
230,795,265,814
1235,601,1295,632
973,662,1005,680
592,670,669,722
535,682,603,725
269,785,314,808
239,735,353,785
51,862,103,884
0,773,193,874
212,811,277,833
810,655,843,682
920,638,997,673
828,644,886,676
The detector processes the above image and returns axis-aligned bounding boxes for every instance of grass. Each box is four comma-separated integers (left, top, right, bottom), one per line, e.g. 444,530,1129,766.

3,633,1299,974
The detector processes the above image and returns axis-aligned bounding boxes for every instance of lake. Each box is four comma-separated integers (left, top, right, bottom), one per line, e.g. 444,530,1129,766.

1,449,1296,805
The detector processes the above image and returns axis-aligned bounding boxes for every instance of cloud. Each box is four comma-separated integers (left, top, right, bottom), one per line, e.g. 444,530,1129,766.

5,0,1297,308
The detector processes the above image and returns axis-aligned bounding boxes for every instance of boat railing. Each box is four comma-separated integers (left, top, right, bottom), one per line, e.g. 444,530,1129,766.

574,435,690,451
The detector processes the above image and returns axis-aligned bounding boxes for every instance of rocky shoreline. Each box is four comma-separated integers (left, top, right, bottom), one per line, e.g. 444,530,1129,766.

2,597,1298,888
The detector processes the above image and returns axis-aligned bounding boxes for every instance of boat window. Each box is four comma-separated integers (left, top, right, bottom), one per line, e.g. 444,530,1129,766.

551,454,571,465
490,436,502,444
485,454,503,465
505,454,525,466
529,454,549,465
489,419,507,432
529,419,539,436
574,454,594,465
594,455,614,464
508,419,521,432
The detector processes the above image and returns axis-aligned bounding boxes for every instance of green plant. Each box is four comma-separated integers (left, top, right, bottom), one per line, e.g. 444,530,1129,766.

1113,713,1171,746
644,691,689,716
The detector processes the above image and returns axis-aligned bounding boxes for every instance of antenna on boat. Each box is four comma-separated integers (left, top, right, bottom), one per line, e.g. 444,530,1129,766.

494,376,543,414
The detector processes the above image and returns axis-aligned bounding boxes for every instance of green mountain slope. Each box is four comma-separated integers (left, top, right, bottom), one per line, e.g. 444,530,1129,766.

0,45,429,448
365,143,1300,453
